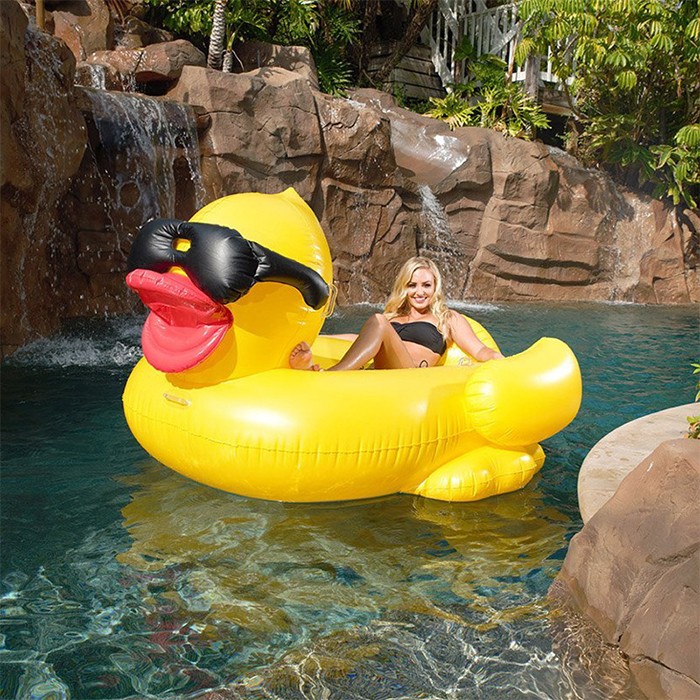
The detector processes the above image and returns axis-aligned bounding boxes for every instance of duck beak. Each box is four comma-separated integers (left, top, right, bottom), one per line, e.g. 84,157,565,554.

126,269,232,372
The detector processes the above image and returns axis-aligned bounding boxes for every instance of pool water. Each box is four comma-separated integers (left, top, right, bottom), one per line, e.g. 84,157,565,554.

1,303,697,699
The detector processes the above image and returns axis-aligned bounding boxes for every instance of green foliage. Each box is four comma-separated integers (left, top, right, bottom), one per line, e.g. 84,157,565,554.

426,49,549,139
306,2,359,95
426,92,477,129
144,0,359,96
313,45,354,95
517,0,700,208
144,0,213,50
476,83,551,138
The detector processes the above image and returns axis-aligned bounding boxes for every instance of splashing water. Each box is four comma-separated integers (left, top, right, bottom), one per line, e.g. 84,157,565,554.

6,317,143,369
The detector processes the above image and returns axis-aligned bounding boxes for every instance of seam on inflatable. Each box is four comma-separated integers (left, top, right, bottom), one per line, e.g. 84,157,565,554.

126,406,479,456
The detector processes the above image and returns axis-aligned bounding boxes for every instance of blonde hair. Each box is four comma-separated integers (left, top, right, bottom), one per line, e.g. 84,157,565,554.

384,257,452,341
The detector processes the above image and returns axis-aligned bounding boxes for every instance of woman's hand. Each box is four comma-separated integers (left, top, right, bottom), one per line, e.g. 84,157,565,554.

475,346,504,361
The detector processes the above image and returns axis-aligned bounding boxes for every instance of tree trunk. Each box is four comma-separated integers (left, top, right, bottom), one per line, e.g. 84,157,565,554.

372,0,438,86
356,0,381,83
207,0,227,71
36,0,45,29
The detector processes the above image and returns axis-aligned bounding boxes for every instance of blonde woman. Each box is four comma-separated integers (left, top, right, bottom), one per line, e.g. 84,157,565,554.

289,257,504,371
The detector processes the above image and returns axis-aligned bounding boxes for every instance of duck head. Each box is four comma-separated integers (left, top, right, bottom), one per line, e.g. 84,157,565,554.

126,189,333,383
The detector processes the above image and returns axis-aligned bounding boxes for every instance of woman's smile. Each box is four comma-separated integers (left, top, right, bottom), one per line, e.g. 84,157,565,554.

407,268,435,311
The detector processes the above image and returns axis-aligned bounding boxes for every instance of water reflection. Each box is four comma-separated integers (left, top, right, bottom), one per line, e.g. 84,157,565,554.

108,461,631,698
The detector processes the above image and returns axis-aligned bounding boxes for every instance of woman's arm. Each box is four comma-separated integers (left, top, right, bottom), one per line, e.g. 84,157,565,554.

448,311,504,361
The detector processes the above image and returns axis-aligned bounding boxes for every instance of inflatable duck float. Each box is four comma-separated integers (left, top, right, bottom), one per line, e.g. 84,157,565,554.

123,188,582,503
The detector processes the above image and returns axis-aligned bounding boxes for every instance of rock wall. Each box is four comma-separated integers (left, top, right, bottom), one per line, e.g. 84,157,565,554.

550,439,700,700
1,1,88,353
1,0,697,356
166,65,699,306
1,1,204,355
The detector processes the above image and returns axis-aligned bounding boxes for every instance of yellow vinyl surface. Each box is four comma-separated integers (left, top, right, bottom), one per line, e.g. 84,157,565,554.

123,189,582,502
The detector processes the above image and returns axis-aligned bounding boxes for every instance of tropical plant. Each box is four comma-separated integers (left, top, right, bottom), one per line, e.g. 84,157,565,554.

426,91,477,129
692,362,700,402
144,0,359,94
144,0,214,50
474,83,550,138
515,0,700,208
425,50,550,139
304,1,359,94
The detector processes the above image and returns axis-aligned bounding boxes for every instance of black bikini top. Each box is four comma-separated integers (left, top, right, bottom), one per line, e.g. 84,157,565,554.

390,320,447,355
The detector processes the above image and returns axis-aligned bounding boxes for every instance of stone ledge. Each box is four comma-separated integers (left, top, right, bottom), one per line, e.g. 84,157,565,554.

578,402,699,523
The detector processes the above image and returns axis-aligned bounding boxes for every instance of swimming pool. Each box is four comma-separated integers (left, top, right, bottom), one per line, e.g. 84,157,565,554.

1,303,697,699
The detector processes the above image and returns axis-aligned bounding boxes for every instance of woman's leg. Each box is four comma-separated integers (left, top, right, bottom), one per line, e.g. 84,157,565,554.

289,315,414,371
327,314,414,371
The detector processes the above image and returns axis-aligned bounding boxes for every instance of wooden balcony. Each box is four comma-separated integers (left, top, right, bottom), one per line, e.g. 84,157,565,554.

416,0,571,114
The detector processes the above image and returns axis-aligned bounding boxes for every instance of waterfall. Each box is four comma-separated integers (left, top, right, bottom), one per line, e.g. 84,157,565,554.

417,185,466,298
82,88,205,222
82,63,107,90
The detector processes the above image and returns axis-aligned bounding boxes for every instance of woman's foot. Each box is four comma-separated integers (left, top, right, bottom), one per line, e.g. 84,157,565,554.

289,342,320,371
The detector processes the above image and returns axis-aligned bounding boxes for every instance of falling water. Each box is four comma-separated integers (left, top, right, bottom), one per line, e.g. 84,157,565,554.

8,25,87,342
608,195,655,302
417,184,467,298
82,63,107,90
83,88,205,222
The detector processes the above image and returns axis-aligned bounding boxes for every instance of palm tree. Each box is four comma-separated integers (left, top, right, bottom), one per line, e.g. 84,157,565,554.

207,0,227,70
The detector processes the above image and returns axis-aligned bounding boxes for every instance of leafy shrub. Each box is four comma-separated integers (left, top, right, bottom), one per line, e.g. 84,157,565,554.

425,51,550,139
516,0,700,208
144,0,359,96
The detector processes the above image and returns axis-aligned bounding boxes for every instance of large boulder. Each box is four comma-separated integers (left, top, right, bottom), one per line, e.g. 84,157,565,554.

114,15,173,50
167,65,324,202
87,39,205,86
550,439,700,699
49,0,113,60
631,203,699,303
232,39,319,90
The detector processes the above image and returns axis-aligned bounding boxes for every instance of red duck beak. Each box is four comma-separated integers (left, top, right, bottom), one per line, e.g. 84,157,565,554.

126,270,232,372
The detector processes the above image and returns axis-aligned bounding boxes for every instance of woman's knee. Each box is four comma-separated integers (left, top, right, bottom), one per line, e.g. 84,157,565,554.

369,313,396,337
368,313,390,329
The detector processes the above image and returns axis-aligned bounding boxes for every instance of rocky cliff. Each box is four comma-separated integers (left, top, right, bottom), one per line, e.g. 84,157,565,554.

1,0,697,356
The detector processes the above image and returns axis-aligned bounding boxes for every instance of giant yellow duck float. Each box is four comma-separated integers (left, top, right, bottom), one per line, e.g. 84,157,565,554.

123,188,581,503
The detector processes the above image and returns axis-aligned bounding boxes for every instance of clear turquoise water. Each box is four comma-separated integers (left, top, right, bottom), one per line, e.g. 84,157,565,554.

1,303,697,699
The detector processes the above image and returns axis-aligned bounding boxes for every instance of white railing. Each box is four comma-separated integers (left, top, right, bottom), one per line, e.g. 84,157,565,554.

421,0,562,88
